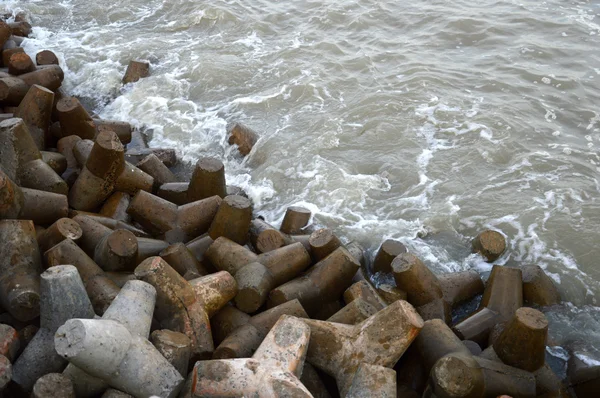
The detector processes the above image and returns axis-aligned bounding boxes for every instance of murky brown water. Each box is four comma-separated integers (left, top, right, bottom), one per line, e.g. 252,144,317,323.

7,0,600,363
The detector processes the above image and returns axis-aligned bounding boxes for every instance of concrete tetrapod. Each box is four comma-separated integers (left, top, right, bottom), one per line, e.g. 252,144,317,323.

429,353,536,398
303,299,424,397
212,299,308,359
268,246,360,316
127,190,221,243
11,265,95,392
134,257,236,360
55,319,184,398
62,280,157,397
192,315,313,397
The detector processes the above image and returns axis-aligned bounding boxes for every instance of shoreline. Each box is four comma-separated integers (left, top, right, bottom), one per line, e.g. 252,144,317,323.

0,9,598,398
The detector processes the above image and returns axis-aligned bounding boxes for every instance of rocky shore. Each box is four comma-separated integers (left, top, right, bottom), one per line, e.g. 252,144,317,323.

0,11,597,398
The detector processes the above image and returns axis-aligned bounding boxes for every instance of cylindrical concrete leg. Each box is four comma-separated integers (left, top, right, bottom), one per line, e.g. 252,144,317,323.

227,122,258,156
249,218,290,253
136,153,176,191
73,139,94,166
18,65,64,91
343,280,387,310
256,242,312,286
233,262,274,313
72,214,113,256
185,234,214,264
19,158,68,195
373,239,407,274
188,271,238,318
55,319,131,379
0,76,29,106
57,135,81,168
208,195,252,245
39,264,96,331
0,168,23,219
479,265,523,321
160,243,208,279
94,229,139,272
188,157,227,201
32,373,76,398
326,298,378,325
150,329,191,377
438,270,484,307
416,319,472,375
376,284,408,304
69,161,120,211
472,230,506,262
521,265,561,306
7,52,35,75
210,305,251,345
0,220,41,322
493,307,548,372
429,354,485,398
280,206,311,235
416,297,452,324
41,151,68,175
136,237,170,264
93,119,132,145
35,50,59,66
14,84,54,150
176,195,222,242
102,280,156,338
157,182,189,205
99,191,132,223
204,236,258,276
122,60,150,84
56,97,96,139
451,308,501,346
114,162,154,195
0,118,39,179
20,187,68,225
392,253,443,307
127,190,178,236
309,228,342,262
37,217,82,252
